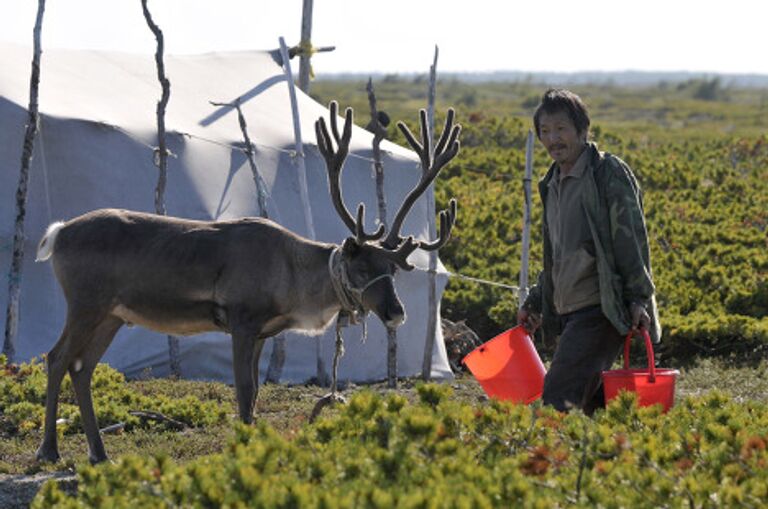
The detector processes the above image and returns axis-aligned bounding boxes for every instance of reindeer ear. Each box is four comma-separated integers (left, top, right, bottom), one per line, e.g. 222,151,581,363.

341,237,360,257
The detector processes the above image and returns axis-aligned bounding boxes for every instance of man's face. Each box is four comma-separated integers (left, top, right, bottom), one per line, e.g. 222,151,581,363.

538,110,585,169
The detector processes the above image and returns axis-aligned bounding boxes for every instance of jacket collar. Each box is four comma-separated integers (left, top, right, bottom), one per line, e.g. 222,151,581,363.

541,142,602,192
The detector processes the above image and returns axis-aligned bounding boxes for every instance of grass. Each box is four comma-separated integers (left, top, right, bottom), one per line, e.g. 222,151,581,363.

1,357,766,478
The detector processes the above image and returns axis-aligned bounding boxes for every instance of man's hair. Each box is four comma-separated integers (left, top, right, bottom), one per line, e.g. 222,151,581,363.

533,89,591,139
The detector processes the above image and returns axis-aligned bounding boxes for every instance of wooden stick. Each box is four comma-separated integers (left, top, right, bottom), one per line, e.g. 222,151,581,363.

518,129,534,309
208,99,287,382
100,410,187,434
99,422,125,435
141,0,171,217
421,45,439,380
279,36,326,386
366,78,398,388
366,78,389,226
278,37,315,241
209,99,269,218
3,0,46,362
298,0,314,93
129,410,187,430
141,0,180,378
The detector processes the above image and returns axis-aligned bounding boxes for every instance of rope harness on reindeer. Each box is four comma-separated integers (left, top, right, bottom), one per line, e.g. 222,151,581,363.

326,245,393,394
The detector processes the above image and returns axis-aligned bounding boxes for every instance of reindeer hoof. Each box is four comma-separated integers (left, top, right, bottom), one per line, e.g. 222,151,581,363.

309,393,347,423
89,453,110,465
35,446,60,464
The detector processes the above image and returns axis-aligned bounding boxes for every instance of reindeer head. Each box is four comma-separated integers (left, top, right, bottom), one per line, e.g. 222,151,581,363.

315,101,461,328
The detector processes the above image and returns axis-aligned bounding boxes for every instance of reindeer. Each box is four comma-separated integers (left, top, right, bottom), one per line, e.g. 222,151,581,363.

33,102,460,464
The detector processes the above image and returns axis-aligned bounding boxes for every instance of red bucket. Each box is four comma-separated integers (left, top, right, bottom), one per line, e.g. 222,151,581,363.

462,326,546,404
602,329,679,412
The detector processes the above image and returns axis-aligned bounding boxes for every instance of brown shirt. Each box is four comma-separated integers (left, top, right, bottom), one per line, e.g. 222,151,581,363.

545,148,601,314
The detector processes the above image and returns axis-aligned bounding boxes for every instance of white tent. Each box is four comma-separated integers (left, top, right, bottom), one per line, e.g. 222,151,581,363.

0,42,453,383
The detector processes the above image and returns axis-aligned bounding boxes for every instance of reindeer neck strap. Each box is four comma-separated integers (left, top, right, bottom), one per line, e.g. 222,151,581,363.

328,247,365,325
327,247,371,397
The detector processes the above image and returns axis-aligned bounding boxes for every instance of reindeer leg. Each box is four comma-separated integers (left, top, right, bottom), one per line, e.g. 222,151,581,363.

36,325,71,463
68,316,123,464
251,338,266,414
231,332,265,424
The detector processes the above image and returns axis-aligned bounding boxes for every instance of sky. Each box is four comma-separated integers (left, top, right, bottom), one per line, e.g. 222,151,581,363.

2,0,767,76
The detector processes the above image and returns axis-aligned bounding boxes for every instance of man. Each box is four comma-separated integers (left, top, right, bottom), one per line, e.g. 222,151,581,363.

518,89,661,414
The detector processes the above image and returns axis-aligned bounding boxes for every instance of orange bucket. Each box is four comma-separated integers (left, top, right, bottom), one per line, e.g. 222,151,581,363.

462,326,546,404
602,330,679,412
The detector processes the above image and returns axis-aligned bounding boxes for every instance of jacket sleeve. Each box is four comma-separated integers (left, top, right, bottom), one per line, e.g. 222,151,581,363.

603,159,656,307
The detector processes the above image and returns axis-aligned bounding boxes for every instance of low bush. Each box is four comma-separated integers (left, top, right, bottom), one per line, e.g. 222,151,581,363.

34,385,768,508
0,355,227,438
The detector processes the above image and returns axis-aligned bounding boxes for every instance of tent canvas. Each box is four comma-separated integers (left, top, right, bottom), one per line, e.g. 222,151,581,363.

0,42,453,383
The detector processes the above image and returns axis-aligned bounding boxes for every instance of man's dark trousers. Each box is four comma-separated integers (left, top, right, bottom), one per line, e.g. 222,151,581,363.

542,305,624,414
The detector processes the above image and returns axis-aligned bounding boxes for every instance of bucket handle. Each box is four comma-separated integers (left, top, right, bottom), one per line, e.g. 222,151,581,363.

623,329,656,383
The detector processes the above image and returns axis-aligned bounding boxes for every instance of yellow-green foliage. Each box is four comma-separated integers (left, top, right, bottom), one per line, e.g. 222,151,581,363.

0,355,227,436
440,124,768,358
312,80,768,359
33,385,768,508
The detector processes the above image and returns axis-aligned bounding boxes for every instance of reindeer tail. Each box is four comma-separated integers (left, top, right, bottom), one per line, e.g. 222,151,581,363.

36,221,65,262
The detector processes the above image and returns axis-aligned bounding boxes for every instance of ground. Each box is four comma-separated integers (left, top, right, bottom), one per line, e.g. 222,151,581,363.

2,357,766,508
0,375,486,508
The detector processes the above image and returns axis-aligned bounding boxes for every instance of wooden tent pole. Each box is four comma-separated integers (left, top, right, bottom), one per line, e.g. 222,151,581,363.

279,37,316,240
209,99,270,218
3,0,46,362
141,0,171,217
518,129,535,309
366,78,399,388
208,98,287,383
141,0,181,377
298,0,314,93
279,36,327,386
421,45,439,380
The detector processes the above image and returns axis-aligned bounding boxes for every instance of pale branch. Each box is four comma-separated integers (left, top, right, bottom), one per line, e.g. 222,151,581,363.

99,411,188,435
366,78,399,388
366,78,389,228
209,99,285,380
129,410,187,430
141,0,179,378
141,0,171,217
422,45,440,381
210,99,269,218
297,0,313,93
3,0,46,362
99,423,125,435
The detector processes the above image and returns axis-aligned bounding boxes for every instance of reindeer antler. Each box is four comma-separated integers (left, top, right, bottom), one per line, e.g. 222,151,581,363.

381,108,461,252
419,198,457,251
371,197,457,271
316,101,385,243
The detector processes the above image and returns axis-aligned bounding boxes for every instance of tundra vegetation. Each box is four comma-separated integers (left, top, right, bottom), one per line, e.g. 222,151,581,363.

1,78,766,506
309,77,768,362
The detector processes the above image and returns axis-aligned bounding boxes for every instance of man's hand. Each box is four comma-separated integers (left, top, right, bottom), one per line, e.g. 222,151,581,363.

630,301,650,333
517,307,542,335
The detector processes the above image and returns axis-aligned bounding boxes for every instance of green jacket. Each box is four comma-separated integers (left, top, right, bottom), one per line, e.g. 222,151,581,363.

526,143,662,343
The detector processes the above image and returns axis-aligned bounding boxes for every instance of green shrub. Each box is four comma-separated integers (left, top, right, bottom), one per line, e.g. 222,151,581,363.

311,81,768,360
0,357,227,437
33,386,768,508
